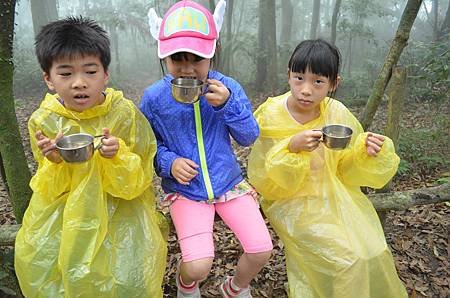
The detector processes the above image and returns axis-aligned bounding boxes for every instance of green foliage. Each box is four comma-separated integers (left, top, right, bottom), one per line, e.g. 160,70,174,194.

337,71,373,102
397,123,449,178
402,40,450,102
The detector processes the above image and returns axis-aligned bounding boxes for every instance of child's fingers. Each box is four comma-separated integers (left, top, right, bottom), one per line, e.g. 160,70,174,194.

174,173,190,185
55,131,64,142
184,158,199,169
366,140,381,156
370,132,385,142
102,127,111,138
366,146,379,157
177,170,195,181
35,130,45,140
310,130,323,139
101,137,118,147
181,166,198,177
206,79,224,87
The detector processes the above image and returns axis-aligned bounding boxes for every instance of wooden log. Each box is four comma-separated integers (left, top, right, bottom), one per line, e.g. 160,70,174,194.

0,183,448,246
0,223,20,246
368,183,449,211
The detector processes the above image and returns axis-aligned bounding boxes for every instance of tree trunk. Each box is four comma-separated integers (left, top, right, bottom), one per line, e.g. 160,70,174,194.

2,182,448,246
208,0,215,10
0,0,33,223
280,0,294,74
385,66,406,150
222,0,234,74
310,0,321,39
376,66,407,225
360,0,423,130
0,153,9,196
330,0,342,45
256,0,277,93
0,224,20,246
30,0,58,36
346,33,353,78
438,0,450,40
370,183,450,212
432,0,439,41
280,0,294,43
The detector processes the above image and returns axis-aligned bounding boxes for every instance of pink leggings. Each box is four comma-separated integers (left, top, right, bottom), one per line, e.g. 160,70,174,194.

169,194,273,262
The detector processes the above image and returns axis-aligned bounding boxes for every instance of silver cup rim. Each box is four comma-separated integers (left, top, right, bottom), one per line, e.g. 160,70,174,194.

56,133,94,151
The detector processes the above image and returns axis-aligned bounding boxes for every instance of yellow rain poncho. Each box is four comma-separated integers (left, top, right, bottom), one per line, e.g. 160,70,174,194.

15,88,167,297
248,92,407,298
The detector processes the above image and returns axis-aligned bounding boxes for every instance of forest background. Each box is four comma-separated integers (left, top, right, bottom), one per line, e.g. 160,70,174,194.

0,0,449,297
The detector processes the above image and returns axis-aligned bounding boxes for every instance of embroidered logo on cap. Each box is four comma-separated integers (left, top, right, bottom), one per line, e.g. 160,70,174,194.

164,7,210,37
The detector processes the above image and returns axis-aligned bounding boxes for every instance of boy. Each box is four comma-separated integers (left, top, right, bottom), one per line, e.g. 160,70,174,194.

14,17,167,297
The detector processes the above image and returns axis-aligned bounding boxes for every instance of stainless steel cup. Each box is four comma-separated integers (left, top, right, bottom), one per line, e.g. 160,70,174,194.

56,133,102,163
171,78,206,104
321,124,353,150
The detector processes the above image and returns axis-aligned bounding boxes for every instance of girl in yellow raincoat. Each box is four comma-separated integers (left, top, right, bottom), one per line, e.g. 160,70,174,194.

248,39,407,297
14,17,167,297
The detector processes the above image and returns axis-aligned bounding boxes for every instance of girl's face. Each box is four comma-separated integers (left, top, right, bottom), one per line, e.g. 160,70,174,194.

288,69,339,114
165,52,211,82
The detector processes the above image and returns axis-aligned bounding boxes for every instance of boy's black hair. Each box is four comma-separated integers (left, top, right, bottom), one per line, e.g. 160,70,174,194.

288,39,341,88
35,16,111,73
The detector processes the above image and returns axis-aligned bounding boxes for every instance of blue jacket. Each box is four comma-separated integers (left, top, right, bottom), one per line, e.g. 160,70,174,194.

140,70,259,201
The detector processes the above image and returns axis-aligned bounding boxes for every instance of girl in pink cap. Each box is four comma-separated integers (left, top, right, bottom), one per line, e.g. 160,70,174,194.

141,1,272,298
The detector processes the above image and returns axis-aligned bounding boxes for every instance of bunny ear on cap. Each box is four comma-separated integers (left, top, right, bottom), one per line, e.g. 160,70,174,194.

148,7,162,41
213,0,226,35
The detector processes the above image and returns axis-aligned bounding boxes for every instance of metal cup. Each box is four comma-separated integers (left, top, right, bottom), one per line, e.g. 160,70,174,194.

56,133,102,163
171,78,207,104
321,124,353,150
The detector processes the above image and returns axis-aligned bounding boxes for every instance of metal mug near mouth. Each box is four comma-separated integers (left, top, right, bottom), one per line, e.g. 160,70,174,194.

171,78,208,104
316,124,353,150
56,133,103,163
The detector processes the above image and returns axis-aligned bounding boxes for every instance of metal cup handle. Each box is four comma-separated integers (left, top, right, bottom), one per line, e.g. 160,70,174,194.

93,135,105,151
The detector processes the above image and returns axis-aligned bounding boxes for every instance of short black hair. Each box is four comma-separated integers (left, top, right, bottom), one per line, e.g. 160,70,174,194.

288,39,341,88
35,16,111,73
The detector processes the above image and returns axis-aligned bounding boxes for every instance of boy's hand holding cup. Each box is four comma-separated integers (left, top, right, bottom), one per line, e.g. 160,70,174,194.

99,127,119,158
36,130,64,163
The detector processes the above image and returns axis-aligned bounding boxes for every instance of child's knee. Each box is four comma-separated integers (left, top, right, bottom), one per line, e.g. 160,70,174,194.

246,250,272,267
183,258,214,281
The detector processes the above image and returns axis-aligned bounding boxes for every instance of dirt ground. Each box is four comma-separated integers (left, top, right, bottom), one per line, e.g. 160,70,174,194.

0,93,448,297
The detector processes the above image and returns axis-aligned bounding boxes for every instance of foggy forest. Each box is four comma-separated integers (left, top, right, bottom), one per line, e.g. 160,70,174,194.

0,0,449,297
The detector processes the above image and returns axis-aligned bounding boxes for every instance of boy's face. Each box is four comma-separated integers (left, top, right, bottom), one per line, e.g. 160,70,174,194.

43,55,109,112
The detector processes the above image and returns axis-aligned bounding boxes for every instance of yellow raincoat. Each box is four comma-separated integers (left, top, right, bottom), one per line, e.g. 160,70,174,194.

248,92,407,297
15,88,167,297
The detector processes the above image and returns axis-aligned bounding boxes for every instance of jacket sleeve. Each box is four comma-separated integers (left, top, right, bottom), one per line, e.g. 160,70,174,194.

248,137,310,200
214,80,259,146
139,91,179,178
337,132,400,189
100,138,152,199
28,115,72,197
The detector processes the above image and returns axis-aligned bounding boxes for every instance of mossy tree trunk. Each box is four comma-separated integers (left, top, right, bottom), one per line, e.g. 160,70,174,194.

376,66,407,226
0,0,32,223
360,0,423,130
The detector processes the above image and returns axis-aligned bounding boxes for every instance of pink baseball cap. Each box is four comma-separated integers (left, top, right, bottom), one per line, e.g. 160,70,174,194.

158,0,218,59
